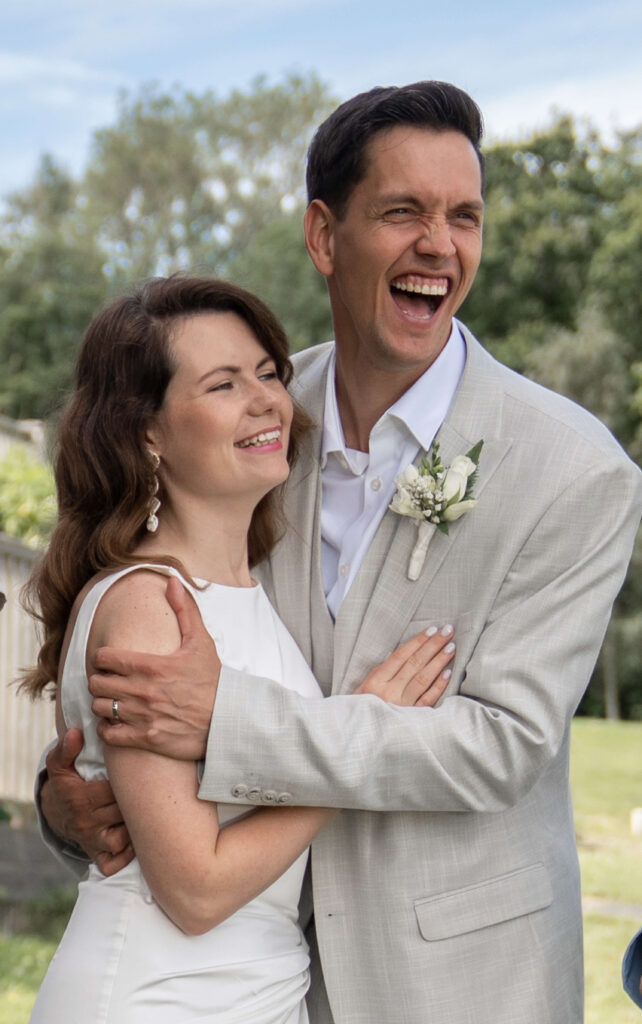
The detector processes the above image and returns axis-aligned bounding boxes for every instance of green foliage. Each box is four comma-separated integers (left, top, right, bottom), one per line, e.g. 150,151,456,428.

0,75,337,420
0,448,56,547
462,117,606,350
83,73,336,282
229,212,332,352
0,156,109,419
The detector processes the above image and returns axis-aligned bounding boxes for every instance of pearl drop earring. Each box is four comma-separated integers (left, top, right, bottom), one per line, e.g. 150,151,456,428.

146,450,161,533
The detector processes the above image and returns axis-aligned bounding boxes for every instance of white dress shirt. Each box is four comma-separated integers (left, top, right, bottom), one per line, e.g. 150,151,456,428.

321,323,466,618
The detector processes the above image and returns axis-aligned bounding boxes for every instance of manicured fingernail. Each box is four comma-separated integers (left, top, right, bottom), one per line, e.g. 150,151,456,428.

425,626,438,637
441,669,452,681
441,624,454,637
444,641,456,654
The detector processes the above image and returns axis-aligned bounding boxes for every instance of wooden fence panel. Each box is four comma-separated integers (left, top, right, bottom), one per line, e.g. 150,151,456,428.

0,533,55,804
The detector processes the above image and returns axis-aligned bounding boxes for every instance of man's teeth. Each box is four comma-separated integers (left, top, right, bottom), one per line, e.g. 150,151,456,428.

236,430,281,448
392,280,448,296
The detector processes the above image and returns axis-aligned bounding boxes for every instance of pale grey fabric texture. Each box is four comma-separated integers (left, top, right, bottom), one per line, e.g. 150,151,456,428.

202,325,642,1024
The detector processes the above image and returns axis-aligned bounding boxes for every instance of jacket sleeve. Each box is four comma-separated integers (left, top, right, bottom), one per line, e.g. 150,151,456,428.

199,457,642,813
622,928,642,1009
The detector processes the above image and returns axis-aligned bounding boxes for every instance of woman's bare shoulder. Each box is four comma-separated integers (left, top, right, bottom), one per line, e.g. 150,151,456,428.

88,568,182,657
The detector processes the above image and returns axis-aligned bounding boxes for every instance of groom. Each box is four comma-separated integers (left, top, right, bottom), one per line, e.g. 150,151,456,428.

41,82,642,1023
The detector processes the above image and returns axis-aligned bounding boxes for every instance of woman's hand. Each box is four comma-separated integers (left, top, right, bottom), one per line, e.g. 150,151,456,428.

354,625,455,706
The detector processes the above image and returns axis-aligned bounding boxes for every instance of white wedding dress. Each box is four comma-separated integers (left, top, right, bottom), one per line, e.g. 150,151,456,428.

30,564,323,1024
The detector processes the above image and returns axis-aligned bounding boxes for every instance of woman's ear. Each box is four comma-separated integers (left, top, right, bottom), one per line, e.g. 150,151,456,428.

143,423,161,459
304,199,336,277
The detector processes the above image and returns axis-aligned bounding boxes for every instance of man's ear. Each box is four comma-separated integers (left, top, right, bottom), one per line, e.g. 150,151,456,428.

304,200,336,277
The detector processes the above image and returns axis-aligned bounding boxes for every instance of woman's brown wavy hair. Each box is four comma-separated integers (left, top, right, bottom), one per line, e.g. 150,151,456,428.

20,275,309,699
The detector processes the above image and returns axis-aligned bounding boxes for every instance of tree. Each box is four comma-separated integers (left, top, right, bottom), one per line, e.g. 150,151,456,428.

82,74,337,282
229,212,332,352
0,156,108,419
462,116,611,367
0,75,337,419
522,306,642,720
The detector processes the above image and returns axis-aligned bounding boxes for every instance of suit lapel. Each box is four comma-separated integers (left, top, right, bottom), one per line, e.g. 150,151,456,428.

334,327,513,692
268,347,333,681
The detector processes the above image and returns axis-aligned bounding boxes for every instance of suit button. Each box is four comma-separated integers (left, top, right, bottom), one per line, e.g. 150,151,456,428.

247,787,262,803
231,784,248,798
276,792,293,805
262,790,278,804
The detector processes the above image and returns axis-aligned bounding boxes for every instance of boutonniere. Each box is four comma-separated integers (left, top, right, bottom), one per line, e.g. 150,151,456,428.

389,440,484,580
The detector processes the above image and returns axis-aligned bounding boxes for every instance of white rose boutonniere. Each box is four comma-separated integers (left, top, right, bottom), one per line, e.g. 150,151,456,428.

389,440,483,580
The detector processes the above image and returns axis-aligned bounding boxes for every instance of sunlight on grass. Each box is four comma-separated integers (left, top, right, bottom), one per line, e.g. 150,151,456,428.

0,934,58,1024
585,915,640,1024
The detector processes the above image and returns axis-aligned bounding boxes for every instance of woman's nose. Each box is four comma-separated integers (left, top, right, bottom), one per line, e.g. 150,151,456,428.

247,378,274,413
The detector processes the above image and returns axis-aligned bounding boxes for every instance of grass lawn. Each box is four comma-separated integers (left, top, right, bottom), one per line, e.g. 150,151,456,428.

571,719,642,1022
0,935,58,1024
1,718,641,1024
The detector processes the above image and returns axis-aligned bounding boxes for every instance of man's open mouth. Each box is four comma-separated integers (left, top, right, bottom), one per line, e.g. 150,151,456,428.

390,275,449,319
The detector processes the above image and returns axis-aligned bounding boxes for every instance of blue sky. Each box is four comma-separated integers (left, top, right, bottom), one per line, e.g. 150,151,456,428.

1,0,640,199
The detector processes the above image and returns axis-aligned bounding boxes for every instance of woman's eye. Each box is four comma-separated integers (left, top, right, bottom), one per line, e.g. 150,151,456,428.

209,381,232,392
258,370,278,382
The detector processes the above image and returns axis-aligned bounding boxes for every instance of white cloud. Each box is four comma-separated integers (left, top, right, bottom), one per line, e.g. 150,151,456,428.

483,65,642,141
0,52,125,87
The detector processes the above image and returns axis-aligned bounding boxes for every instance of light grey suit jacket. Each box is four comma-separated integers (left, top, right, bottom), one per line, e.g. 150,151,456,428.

201,325,642,1024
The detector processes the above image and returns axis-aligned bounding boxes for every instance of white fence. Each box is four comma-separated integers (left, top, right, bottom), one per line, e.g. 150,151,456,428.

0,532,55,803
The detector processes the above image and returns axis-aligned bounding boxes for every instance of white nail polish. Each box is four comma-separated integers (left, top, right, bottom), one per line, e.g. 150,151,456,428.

444,641,456,654
441,669,452,681
441,624,454,637
425,626,438,637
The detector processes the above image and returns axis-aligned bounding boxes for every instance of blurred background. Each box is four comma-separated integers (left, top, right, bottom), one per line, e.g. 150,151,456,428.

0,2,640,1021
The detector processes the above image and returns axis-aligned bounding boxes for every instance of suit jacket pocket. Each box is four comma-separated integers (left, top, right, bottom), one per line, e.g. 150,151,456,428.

414,863,553,941
402,610,474,644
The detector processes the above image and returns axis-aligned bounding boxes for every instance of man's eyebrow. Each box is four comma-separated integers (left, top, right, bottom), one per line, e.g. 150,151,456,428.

375,193,485,212
197,355,273,384
455,199,485,212
376,192,420,207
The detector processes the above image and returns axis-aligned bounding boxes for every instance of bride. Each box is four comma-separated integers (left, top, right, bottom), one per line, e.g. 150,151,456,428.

23,275,455,1023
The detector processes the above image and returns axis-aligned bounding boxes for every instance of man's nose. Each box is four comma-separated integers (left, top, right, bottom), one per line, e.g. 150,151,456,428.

414,216,455,260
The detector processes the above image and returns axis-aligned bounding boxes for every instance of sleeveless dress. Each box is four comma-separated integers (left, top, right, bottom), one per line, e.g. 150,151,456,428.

30,564,323,1024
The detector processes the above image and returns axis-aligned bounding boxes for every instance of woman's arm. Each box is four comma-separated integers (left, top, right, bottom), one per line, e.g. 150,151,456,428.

91,570,334,935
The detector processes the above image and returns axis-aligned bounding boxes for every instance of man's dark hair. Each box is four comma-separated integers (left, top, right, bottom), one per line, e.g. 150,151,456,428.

306,80,484,217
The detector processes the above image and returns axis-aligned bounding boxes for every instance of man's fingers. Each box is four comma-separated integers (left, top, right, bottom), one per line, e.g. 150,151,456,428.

46,729,84,773
89,670,154,702
83,799,129,830
91,692,154,724
100,823,131,855
95,843,135,878
60,728,85,766
97,719,156,751
93,645,152,676
166,578,216,656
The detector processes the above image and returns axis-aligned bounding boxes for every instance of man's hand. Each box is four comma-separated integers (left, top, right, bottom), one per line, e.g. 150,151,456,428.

90,577,220,760
43,729,133,876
